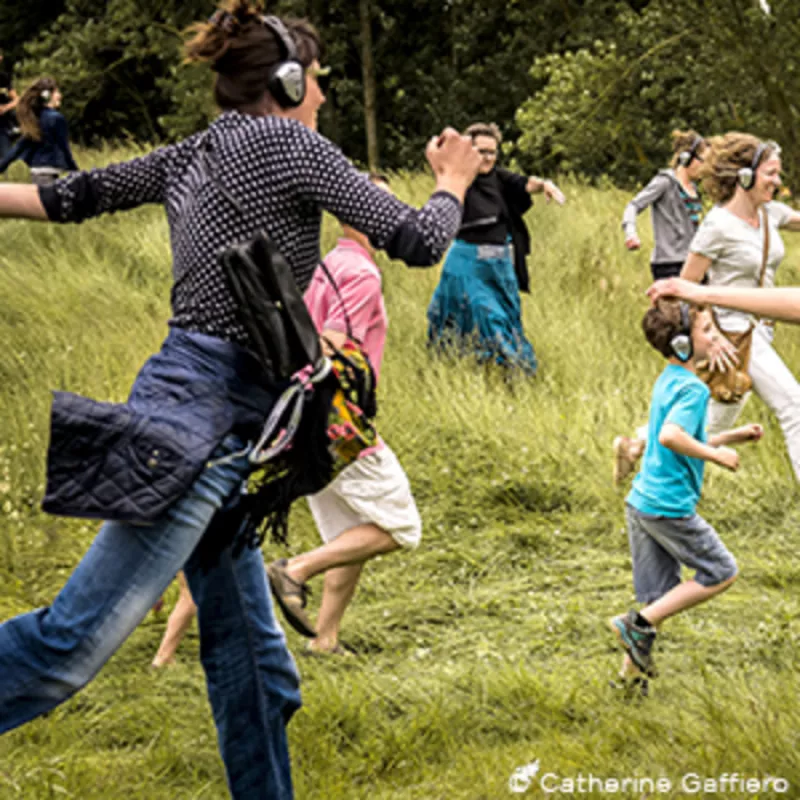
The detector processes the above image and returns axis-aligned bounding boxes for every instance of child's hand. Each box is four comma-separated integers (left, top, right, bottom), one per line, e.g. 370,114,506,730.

740,423,764,443
714,446,740,472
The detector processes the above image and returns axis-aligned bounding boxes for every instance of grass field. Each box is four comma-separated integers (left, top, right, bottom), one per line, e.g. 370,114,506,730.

1,150,799,799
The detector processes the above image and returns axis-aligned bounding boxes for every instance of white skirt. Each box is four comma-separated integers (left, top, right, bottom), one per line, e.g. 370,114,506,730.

306,444,421,549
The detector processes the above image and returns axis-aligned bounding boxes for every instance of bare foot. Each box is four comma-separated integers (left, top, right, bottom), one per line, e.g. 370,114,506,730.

306,639,351,657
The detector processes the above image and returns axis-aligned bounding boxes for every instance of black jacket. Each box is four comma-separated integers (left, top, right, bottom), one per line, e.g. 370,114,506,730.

457,168,533,292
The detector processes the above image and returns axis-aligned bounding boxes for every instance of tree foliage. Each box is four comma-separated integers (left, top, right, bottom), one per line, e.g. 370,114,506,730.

2,0,799,182
516,0,800,185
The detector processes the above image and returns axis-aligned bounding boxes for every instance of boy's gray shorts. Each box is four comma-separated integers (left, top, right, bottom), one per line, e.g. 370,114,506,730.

625,504,738,604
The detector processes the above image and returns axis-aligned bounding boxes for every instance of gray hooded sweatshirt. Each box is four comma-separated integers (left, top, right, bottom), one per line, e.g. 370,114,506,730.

621,169,699,266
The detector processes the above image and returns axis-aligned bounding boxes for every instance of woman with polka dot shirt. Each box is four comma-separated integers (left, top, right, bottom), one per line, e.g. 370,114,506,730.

0,2,481,797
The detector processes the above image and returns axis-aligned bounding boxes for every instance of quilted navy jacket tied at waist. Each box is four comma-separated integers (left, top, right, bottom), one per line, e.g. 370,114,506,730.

42,328,277,523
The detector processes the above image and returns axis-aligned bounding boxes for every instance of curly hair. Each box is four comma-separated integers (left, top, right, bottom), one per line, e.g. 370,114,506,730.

699,132,779,204
184,0,321,110
17,77,58,142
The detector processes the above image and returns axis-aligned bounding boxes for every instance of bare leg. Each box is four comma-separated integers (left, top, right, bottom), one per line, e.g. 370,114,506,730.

151,571,197,667
641,576,737,627
311,564,364,652
285,524,399,585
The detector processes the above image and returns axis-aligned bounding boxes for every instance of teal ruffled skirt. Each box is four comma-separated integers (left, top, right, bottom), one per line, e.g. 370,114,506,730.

426,239,537,375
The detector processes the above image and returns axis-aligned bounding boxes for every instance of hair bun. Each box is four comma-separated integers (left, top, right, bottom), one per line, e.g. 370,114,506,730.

209,9,239,34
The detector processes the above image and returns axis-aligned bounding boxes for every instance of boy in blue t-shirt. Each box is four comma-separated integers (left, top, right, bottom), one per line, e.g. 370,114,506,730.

610,300,762,694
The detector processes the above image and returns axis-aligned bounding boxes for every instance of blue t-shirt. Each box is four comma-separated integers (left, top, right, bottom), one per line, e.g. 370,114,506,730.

627,364,710,517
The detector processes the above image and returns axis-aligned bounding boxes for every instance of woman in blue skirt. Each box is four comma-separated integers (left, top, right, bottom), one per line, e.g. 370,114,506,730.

427,122,565,375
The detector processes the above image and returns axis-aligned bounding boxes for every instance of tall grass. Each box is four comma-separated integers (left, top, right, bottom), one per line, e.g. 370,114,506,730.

1,152,799,799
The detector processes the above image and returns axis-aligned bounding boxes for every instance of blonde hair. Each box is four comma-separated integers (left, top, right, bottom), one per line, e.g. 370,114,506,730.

669,128,705,169
464,122,502,144
700,132,779,203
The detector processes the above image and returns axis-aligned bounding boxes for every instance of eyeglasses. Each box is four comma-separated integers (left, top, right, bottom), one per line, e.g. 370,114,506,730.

309,65,332,93
478,148,497,157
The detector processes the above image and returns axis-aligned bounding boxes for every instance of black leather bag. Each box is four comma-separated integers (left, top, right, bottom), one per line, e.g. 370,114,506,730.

200,136,322,381
219,231,322,380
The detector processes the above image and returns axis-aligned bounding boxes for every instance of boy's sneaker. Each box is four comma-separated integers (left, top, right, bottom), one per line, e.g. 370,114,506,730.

613,436,641,485
609,675,650,700
610,611,657,677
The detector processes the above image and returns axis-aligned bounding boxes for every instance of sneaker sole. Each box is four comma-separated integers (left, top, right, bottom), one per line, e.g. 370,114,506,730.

609,617,657,678
267,567,318,639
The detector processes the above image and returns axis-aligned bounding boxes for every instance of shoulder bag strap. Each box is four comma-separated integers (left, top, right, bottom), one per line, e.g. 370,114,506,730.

316,258,354,341
758,207,770,288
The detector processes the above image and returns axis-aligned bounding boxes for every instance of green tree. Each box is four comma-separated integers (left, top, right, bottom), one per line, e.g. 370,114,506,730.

516,0,800,185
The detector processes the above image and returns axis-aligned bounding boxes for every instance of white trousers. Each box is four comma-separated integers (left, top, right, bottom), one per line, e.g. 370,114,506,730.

707,324,800,481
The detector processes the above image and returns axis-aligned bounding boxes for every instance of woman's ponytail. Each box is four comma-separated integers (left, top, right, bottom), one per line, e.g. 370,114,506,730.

17,77,58,142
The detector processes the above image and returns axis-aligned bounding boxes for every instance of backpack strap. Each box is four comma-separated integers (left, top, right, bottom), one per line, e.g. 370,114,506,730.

317,258,354,341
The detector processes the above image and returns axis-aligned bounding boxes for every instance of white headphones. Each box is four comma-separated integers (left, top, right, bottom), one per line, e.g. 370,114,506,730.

669,302,694,362
677,136,703,168
737,141,769,191
737,140,781,191
40,88,52,103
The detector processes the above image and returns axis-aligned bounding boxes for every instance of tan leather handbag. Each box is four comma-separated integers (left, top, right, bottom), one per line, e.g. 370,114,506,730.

696,208,769,403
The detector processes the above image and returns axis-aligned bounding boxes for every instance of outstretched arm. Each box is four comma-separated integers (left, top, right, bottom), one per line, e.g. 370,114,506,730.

776,206,800,232
709,424,763,448
648,278,800,325
0,184,48,220
299,127,479,267
525,176,565,205
621,175,668,250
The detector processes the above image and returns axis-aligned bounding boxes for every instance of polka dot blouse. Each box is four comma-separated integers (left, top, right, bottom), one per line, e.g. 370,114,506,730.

40,111,462,346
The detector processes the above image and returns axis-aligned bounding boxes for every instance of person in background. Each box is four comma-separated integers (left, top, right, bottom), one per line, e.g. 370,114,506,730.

614,129,708,482
267,173,423,655
0,77,79,184
0,49,19,161
427,121,565,376
679,133,800,482
648,277,800,326
150,572,197,668
622,129,708,280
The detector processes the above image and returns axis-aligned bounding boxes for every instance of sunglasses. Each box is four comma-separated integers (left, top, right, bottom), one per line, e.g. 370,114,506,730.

309,65,332,93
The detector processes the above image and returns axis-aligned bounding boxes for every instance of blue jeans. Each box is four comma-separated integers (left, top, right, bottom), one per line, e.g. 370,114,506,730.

0,128,11,162
0,435,301,800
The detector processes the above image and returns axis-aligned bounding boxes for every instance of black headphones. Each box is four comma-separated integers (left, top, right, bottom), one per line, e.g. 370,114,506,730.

677,136,703,168
260,15,306,109
737,141,769,191
670,302,693,362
